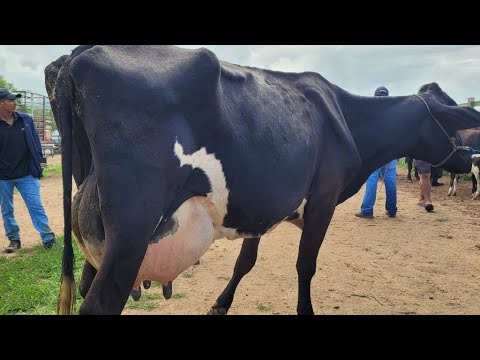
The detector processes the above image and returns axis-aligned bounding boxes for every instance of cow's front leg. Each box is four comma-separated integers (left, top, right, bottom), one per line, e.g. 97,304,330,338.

208,237,261,315
296,200,336,315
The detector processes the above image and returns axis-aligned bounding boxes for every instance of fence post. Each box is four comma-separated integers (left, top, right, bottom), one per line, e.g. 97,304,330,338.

42,96,46,141
468,97,475,108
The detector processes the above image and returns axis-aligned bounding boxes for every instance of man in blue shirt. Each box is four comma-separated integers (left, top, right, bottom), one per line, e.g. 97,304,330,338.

0,88,56,253
355,86,397,219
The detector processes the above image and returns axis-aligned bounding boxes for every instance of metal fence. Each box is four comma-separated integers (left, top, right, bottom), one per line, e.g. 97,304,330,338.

459,97,479,109
14,90,54,144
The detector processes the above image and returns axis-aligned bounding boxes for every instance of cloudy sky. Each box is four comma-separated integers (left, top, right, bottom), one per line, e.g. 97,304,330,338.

0,45,478,105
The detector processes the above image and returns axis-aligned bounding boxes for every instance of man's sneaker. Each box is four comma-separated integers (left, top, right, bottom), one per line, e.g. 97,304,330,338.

355,212,374,219
4,240,21,253
43,239,57,249
386,212,396,218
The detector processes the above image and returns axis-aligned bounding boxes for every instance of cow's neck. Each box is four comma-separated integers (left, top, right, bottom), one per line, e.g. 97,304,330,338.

337,93,426,203
345,94,423,167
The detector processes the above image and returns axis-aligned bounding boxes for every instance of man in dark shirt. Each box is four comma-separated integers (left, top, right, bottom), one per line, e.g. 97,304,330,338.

0,88,56,253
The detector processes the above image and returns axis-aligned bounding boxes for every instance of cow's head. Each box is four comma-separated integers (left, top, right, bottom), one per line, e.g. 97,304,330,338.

414,83,480,173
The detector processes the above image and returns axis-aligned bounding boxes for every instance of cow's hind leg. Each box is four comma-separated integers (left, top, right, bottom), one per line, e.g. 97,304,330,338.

208,237,261,315
296,201,336,315
80,235,149,314
79,260,97,299
78,194,154,315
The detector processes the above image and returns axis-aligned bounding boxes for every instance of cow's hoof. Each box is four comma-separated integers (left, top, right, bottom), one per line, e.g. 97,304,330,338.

407,176,412,181
207,307,227,315
131,288,141,301
143,280,151,289
162,282,172,300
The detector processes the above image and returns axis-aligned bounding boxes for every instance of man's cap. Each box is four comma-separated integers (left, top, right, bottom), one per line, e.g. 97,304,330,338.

374,86,389,97
0,88,21,100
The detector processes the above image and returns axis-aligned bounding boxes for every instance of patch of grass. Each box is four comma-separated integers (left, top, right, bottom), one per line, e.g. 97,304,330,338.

257,304,272,312
172,292,187,299
182,271,194,278
0,235,85,315
397,158,407,169
42,164,62,178
125,295,159,311
125,301,158,311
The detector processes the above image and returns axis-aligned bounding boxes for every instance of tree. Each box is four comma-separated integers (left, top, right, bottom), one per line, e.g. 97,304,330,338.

0,75,14,90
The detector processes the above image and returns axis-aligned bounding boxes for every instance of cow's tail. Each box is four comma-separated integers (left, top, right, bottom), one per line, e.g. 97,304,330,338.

56,70,76,315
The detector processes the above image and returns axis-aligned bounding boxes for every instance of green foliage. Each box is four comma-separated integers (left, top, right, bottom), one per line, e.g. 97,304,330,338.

0,236,85,315
0,75,14,90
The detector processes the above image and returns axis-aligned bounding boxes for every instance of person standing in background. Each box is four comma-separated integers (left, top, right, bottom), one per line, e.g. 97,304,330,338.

0,88,56,253
355,86,397,219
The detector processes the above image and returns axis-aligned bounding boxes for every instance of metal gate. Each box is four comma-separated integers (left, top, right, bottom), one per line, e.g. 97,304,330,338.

14,90,56,159
14,90,54,143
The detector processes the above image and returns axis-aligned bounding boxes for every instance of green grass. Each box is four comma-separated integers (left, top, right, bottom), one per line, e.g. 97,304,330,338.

0,236,85,315
257,304,272,312
0,233,172,314
125,292,162,311
172,292,186,299
397,158,407,168
42,164,62,178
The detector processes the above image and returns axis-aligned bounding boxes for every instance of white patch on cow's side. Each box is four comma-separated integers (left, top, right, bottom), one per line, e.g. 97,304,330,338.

174,140,232,238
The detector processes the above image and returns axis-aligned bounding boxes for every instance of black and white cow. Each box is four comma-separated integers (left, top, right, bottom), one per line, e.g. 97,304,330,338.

447,128,480,197
45,45,480,315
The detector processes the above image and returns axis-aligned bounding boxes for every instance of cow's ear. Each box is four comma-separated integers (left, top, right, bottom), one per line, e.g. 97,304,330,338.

438,104,480,134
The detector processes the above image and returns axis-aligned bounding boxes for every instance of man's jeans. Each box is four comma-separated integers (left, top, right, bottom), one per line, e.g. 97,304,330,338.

0,175,55,244
360,160,397,216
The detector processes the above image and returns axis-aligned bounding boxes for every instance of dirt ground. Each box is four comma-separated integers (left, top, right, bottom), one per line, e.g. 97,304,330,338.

2,155,480,314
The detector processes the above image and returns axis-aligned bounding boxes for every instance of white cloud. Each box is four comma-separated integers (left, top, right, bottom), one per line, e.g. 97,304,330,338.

0,45,77,94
